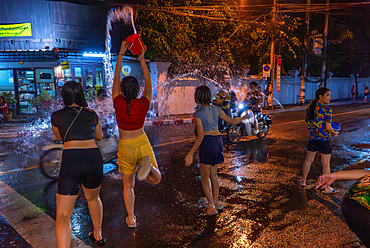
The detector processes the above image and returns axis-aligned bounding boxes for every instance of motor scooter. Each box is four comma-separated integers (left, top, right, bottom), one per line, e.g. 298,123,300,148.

39,132,118,179
227,103,272,144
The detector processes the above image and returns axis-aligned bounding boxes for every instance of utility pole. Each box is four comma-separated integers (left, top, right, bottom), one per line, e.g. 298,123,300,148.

270,0,277,111
321,0,329,87
300,0,310,105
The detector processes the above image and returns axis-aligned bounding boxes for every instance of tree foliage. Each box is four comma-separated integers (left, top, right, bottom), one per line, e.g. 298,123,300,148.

137,0,303,82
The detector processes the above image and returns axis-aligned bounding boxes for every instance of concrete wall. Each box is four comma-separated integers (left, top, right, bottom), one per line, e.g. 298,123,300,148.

150,63,370,116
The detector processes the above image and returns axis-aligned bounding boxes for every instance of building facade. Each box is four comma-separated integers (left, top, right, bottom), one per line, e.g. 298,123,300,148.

0,0,108,115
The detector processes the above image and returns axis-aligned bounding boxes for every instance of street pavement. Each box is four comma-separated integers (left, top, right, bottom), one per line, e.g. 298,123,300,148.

0,99,369,247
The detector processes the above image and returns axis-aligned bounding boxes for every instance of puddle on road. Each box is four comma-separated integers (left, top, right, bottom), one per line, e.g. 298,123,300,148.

351,144,370,150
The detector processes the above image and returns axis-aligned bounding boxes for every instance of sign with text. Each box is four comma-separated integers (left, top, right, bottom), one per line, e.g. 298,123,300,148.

61,61,70,70
0,23,32,37
276,59,282,92
262,64,271,78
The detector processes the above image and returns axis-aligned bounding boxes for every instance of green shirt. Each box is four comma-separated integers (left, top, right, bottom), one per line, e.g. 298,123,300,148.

347,174,370,210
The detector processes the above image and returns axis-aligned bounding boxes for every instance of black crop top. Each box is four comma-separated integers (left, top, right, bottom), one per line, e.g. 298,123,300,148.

51,106,99,142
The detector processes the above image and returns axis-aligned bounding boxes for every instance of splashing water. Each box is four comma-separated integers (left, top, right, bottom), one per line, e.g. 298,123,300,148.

104,6,137,93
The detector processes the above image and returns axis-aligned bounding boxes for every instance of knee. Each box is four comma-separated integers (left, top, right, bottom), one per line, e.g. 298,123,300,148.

304,158,314,164
56,210,73,220
123,182,135,190
85,194,100,202
151,174,161,185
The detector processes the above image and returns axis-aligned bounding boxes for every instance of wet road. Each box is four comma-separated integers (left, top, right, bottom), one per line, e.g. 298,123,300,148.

0,102,369,247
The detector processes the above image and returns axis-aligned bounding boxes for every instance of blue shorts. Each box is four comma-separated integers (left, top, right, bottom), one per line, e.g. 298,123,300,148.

199,135,224,166
306,140,332,154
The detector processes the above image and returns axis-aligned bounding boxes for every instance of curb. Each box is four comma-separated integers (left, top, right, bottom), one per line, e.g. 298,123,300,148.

144,118,194,127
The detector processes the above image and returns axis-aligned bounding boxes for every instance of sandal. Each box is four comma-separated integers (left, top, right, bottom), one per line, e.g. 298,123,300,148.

126,215,137,228
297,179,307,187
89,232,106,247
322,188,340,194
203,202,224,211
206,208,218,216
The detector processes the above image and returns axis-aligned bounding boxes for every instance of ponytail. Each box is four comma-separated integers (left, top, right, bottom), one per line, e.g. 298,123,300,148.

120,76,140,117
126,99,131,116
305,99,317,122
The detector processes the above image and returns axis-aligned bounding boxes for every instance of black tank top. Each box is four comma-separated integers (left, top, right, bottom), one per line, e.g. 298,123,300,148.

51,106,99,142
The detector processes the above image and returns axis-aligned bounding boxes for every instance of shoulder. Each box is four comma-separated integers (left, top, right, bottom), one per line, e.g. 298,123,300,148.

113,94,124,103
83,107,98,116
323,105,332,112
140,96,150,104
211,105,221,112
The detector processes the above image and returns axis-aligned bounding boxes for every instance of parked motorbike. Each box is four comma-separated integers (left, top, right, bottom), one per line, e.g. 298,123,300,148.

39,135,118,179
227,103,272,144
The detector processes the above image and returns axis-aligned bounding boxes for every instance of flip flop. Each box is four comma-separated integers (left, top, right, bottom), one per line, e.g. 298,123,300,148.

206,208,218,216
89,232,106,247
322,188,340,194
297,179,307,187
126,216,137,228
203,202,224,210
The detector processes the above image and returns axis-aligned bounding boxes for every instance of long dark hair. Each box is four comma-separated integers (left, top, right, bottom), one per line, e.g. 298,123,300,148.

61,81,87,107
121,76,140,116
305,87,330,121
195,85,211,105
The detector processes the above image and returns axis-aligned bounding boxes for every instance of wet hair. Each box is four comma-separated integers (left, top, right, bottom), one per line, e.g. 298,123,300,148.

121,76,140,116
195,85,211,105
250,81,258,87
305,87,330,122
61,81,87,107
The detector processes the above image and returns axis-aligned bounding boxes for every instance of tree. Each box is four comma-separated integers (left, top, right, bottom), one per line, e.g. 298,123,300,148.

137,0,302,83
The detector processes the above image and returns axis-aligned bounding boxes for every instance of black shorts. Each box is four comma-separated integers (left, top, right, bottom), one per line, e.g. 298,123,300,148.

199,135,224,166
58,148,104,195
306,140,332,154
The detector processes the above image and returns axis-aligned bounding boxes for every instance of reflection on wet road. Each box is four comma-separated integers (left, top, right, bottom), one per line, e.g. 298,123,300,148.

0,103,369,247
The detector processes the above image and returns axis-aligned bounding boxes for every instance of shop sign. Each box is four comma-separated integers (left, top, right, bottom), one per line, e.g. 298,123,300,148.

0,23,32,37
61,61,70,70
58,78,65,87
276,59,282,92
122,65,131,77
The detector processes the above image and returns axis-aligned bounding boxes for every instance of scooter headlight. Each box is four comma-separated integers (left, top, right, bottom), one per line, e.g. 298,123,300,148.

238,103,245,110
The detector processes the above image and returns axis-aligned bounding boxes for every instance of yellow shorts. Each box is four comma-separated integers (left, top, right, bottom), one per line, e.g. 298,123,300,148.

117,133,158,175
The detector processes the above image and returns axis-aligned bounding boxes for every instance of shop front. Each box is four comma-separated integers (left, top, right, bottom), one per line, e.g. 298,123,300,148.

0,52,106,116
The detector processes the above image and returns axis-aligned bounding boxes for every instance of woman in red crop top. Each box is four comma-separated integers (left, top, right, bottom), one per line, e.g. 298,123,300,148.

112,41,161,228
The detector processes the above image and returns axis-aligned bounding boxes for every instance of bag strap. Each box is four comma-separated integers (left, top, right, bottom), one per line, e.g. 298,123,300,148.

63,107,82,142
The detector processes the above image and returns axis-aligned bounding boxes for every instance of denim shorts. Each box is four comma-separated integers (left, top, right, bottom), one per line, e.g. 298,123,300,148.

306,140,332,154
199,135,224,166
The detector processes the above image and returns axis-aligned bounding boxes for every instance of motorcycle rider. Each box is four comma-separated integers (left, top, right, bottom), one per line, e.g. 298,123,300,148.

243,81,262,135
215,90,231,131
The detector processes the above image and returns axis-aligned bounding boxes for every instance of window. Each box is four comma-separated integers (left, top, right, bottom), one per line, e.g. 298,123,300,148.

95,67,103,86
64,68,72,82
85,67,93,87
74,67,82,84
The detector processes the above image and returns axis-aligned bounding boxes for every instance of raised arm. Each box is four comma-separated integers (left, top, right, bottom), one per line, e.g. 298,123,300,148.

138,48,152,101
112,41,129,100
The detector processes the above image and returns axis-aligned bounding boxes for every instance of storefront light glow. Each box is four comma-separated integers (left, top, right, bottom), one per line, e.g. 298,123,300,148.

83,52,106,58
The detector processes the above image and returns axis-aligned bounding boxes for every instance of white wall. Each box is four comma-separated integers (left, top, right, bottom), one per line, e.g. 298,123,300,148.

151,66,370,116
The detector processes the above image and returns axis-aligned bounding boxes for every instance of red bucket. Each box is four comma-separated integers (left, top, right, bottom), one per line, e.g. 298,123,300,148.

125,33,146,55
